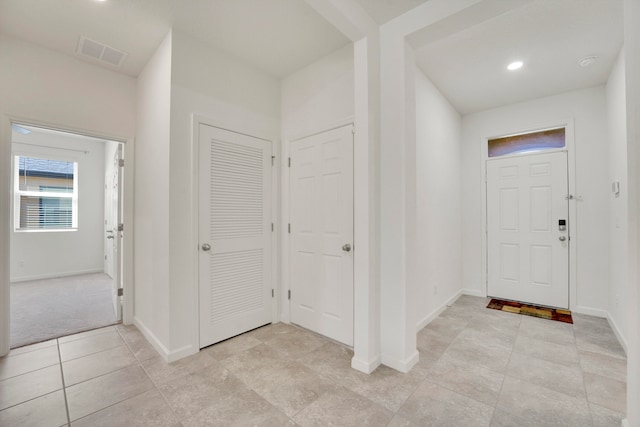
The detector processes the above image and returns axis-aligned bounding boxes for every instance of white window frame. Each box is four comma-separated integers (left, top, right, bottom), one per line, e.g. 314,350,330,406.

13,155,79,232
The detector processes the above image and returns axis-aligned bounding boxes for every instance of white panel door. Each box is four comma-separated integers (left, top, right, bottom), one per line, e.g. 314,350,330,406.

487,151,569,308
290,125,353,346
199,124,272,348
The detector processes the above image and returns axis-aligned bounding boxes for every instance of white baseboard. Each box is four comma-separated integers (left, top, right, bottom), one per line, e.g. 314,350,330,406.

381,349,419,373
167,344,198,363
133,318,197,363
10,268,104,283
574,306,608,318
621,419,629,427
573,307,628,356
133,317,168,361
133,317,167,361
416,289,463,331
351,354,381,374
607,313,628,355
461,288,485,298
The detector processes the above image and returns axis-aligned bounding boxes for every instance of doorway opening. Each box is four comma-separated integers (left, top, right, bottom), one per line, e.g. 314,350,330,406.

9,123,125,348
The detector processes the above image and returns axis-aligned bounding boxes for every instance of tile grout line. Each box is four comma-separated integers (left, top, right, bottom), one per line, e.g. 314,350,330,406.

115,326,182,423
55,339,72,427
487,312,521,425
575,322,598,427
61,333,156,424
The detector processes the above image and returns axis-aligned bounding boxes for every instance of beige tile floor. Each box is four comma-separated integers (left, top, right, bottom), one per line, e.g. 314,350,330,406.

0,295,627,426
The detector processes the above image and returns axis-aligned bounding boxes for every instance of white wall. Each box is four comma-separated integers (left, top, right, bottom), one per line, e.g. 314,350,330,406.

461,86,610,314
0,35,136,138
10,130,106,281
281,44,354,139
134,31,172,352
606,49,629,346
414,66,463,328
167,30,280,358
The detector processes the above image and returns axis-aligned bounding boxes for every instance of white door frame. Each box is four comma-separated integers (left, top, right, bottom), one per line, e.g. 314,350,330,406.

191,114,278,350
0,114,134,356
281,119,355,327
481,118,577,310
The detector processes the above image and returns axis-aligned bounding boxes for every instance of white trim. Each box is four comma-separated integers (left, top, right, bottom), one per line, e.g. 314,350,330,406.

416,289,463,331
10,268,104,283
285,116,354,143
166,345,198,363
0,115,11,356
621,419,629,427
191,114,278,353
280,135,291,324
461,288,485,298
381,349,419,373
574,306,609,318
132,316,199,363
573,306,628,355
351,354,381,374
481,118,577,310
607,312,629,355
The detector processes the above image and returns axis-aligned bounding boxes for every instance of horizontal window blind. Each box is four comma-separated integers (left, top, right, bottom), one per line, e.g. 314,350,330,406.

14,156,78,230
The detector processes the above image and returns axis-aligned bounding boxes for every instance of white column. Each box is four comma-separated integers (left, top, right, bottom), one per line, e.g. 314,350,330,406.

352,34,382,373
623,1,640,425
379,28,419,371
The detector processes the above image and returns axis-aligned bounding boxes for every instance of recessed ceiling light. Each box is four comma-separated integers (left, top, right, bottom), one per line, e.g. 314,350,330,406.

507,61,524,71
578,56,597,67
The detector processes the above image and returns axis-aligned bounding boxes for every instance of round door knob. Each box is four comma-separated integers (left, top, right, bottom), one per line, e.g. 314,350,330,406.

559,236,566,242
342,243,352,252
202,243,212,251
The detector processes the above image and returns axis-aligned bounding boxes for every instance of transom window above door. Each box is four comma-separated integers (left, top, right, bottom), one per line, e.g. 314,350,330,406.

488,127,565,157
13,156,78,231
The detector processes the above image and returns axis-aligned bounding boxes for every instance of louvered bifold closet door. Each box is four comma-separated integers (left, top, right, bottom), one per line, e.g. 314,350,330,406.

198,124,272,348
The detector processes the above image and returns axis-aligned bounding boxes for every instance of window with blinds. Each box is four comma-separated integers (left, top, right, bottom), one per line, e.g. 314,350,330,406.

14,156,78,231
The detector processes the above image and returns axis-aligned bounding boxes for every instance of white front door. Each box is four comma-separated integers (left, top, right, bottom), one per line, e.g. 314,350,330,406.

198,124,272,348
289,125,354,346
487,151,569,308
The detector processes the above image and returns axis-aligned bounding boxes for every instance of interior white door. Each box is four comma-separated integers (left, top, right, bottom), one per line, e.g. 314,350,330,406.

198,124,272,348
487,150,569,308
110,144,123,321
104,159,114,278
289,125,354,346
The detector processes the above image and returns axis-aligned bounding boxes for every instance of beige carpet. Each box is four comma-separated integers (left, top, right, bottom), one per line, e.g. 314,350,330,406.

10,272,118,348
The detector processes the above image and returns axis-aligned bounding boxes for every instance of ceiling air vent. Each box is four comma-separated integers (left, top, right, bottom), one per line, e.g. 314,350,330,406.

77,36,127,67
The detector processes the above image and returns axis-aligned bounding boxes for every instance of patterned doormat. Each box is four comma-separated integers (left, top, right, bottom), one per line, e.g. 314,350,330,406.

487,299,573,324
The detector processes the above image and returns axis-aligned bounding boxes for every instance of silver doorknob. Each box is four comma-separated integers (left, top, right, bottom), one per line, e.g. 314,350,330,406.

342,243,351,252
559,236,566,242
202,243,211,251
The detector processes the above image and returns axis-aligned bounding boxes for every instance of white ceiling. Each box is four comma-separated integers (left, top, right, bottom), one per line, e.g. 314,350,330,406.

414,0,624,114
0,0,350,78
0,0,626,115
354,0,429,24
